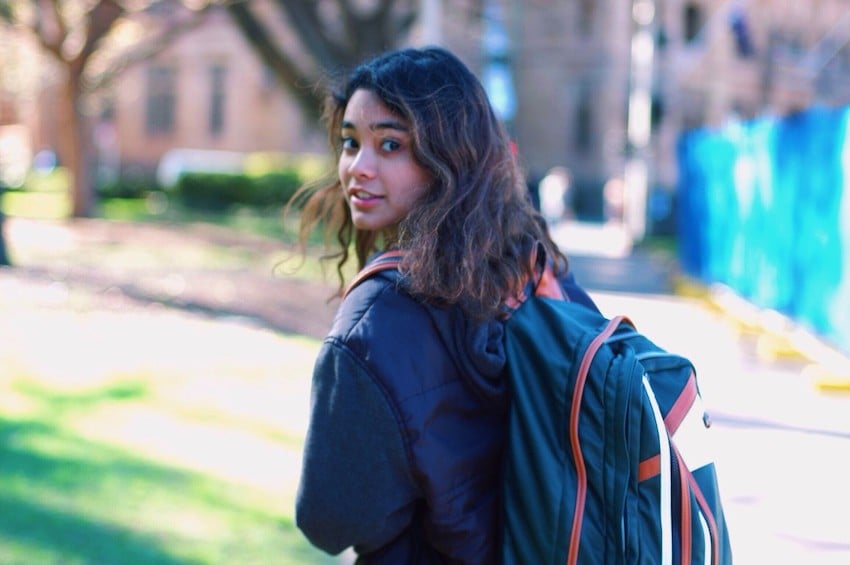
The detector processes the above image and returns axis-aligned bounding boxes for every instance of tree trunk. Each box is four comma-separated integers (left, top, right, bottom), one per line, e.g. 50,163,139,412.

58,71,95,218
0,186,10,266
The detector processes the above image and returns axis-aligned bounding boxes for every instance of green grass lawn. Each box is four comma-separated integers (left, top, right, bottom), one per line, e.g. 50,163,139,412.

0,301,341,564
0,182,350,563
1,181,354,282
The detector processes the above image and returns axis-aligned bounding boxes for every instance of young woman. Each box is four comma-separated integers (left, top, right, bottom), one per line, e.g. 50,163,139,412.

294,46,597,563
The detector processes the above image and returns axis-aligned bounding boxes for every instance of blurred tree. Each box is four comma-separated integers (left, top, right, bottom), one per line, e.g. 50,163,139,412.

0,183,9,266
0,0,209,218
729,7,755,58
226,0,419,121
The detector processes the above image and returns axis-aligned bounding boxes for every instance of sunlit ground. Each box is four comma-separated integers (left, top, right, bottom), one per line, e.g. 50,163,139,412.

0,253,341,563
5,207,849,563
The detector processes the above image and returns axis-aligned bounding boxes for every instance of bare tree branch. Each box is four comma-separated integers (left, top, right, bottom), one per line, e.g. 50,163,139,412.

225,0,420,124
226,1,324,121
32,0,65,58
74,0,124,70
275,0,350,69
84,6,211,92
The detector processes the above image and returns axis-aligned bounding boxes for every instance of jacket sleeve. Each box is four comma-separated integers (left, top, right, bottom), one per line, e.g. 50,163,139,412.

295,337,418,555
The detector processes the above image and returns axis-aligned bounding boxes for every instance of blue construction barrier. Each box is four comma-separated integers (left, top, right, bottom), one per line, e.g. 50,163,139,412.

677,106,850,355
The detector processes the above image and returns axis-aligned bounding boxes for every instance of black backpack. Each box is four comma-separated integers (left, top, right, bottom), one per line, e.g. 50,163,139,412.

346,251,733,564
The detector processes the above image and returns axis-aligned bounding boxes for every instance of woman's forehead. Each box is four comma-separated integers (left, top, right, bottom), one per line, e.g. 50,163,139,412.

342,90,408,129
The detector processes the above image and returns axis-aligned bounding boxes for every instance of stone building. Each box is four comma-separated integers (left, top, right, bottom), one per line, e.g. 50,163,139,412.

497,0,850,222
98,5,327,183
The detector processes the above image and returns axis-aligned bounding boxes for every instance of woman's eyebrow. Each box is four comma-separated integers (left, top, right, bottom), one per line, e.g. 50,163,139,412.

341,119,408,132
370,120,408,132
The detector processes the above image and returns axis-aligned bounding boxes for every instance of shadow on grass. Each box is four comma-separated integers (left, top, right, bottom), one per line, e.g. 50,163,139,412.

0,415,333,564
11,263,336,340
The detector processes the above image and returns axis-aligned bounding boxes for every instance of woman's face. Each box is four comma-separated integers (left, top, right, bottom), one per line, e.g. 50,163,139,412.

338,89,431,235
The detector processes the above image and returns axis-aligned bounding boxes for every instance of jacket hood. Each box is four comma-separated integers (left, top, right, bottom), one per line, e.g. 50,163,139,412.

425,300,510,409
344,256,511,410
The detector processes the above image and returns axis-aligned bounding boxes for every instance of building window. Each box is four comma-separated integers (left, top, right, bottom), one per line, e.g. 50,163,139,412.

681,91,707,130
145,65,175,135
683,3,703,44
261,64,277,90
100,95,116,122
578,0,594,35
840,46,850,73
209,64,227,136
729,7,755,58
574,86,593,153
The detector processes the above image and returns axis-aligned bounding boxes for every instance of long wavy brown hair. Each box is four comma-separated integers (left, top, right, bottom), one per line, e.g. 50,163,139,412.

292,47,567,321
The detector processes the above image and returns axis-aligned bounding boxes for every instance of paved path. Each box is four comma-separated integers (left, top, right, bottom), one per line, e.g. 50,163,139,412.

551,220,677,294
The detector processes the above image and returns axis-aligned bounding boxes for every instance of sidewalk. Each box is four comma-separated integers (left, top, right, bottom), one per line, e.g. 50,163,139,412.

554,220,850,391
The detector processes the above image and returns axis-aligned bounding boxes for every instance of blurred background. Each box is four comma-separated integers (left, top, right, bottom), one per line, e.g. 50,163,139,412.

0,0,849,563
2,0,849,352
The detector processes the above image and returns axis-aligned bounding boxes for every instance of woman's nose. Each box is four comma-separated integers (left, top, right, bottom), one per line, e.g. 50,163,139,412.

348,148,376,179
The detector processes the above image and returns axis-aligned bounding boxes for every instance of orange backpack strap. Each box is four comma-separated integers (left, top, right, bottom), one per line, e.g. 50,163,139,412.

502,243,568,314
343,245,567,308
342,250,405,299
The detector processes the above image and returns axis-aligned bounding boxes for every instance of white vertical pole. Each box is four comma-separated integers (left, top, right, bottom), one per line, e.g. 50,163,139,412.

420,0,443,46
624,0,656,242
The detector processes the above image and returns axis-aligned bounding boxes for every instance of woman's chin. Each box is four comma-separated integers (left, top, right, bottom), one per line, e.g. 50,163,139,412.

352,215,395,233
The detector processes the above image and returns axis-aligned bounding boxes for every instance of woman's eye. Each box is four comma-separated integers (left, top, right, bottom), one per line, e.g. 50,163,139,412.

340,136,357,150
381,139,401,152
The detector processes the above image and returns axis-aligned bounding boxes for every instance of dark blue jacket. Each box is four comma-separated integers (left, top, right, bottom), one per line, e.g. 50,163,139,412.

296,265,597,563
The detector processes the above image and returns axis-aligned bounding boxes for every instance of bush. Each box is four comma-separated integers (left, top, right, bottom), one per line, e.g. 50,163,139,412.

173,170,303,212
97,176,160,199
176,173,250,211
248,170,301,207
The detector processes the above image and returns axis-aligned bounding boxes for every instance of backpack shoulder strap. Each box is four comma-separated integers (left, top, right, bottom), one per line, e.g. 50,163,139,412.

342,250,404,299
502,243,568,315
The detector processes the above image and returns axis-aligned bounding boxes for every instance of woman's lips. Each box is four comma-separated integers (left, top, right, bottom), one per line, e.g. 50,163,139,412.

349,188,383,209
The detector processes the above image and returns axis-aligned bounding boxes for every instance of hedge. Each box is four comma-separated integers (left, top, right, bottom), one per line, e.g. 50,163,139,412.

173,171,302,211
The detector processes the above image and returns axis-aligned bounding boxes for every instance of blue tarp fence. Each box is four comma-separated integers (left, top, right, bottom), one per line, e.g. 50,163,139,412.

677,106,850,355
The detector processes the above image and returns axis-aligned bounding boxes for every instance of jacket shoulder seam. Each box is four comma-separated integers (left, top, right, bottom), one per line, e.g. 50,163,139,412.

323,331,418,479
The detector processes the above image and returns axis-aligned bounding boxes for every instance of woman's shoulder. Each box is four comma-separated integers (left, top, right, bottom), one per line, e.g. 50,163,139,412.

325,269,508,402
328,270,432,344
323,271,482,401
